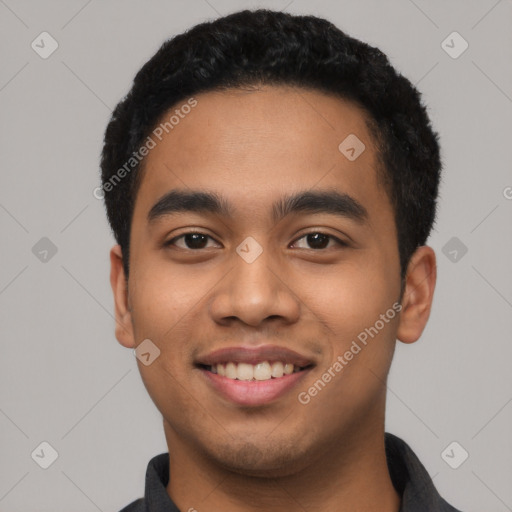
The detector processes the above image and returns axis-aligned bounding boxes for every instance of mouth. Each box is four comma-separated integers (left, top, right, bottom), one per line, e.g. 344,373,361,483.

195,345,316,406
197,360,312,381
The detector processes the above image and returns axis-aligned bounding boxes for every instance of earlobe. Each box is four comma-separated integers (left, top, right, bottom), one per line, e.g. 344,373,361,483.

109,244,136,348
396,246,437,344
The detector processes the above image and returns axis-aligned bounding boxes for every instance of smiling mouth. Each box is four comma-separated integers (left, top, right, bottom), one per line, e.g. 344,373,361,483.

197,361,314,381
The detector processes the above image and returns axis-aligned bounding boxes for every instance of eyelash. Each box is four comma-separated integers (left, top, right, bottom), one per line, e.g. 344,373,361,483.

164,230,348,251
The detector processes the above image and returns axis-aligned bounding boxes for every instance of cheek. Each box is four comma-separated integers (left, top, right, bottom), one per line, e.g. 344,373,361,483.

298,258,397,327
126,274,196,406
128,264,201,416
297,258,400,383
129,258,209,338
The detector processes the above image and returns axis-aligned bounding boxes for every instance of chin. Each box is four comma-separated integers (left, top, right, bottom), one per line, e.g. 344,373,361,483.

208,437,311,477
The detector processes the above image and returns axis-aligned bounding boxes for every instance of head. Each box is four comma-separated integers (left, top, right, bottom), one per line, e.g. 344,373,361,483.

102,9,440,475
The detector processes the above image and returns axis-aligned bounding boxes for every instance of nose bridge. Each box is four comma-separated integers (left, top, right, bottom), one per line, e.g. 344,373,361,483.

210,238,300,326
233,243,275,296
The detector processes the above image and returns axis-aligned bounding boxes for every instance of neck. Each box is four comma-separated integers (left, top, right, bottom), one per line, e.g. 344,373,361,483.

164,420,401,512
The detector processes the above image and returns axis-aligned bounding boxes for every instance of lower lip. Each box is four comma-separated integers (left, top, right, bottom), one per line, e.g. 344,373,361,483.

199,368,311,406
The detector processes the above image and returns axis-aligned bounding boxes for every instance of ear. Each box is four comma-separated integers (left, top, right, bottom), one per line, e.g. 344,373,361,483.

110,244,136,348
396,245,437,344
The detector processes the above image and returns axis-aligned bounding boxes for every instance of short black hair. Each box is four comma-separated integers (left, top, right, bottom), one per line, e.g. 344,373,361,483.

100,8,441,283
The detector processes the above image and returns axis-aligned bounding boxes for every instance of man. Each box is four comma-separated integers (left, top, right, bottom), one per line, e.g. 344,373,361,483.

100,8,463,512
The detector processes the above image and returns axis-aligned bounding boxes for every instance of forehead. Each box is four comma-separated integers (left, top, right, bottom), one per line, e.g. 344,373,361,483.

133,85,390,227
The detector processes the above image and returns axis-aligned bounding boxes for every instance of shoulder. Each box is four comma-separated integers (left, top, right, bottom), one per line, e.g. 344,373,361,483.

118,497,145,512
385,433,465,512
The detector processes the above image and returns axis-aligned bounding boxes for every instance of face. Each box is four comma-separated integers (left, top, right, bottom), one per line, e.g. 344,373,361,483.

110,85,435,476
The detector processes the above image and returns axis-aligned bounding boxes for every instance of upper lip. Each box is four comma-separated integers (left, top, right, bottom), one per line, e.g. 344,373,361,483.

195,345,316,368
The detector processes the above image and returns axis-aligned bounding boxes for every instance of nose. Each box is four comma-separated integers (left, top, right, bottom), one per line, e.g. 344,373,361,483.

209,243,301,328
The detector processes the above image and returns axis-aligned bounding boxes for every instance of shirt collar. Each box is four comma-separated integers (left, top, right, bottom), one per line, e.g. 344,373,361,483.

132,432,461,511
385,433,461,511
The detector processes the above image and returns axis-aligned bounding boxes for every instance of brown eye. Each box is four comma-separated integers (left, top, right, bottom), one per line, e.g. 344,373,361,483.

291,232,346,250
165,232,218,250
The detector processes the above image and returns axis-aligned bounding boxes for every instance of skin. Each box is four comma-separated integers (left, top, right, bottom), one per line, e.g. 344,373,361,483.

110,85,436,512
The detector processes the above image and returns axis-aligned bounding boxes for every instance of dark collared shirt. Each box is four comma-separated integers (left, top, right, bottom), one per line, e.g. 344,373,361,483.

119,432,463,512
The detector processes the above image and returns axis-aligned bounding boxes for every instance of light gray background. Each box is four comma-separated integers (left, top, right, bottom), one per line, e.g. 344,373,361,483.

1,0,511,511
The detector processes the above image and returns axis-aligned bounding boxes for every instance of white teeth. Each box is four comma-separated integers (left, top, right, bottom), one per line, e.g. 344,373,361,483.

225,362,237,379
237,363,254,381
212,361,303,381
270,361,284,378
254,362,272,380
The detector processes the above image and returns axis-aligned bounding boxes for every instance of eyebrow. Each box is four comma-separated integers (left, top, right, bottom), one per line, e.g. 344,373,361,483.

147,188,368,226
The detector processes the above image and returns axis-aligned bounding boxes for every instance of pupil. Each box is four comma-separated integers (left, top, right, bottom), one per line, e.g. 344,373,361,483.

186,233,207,249
308,233,328,249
